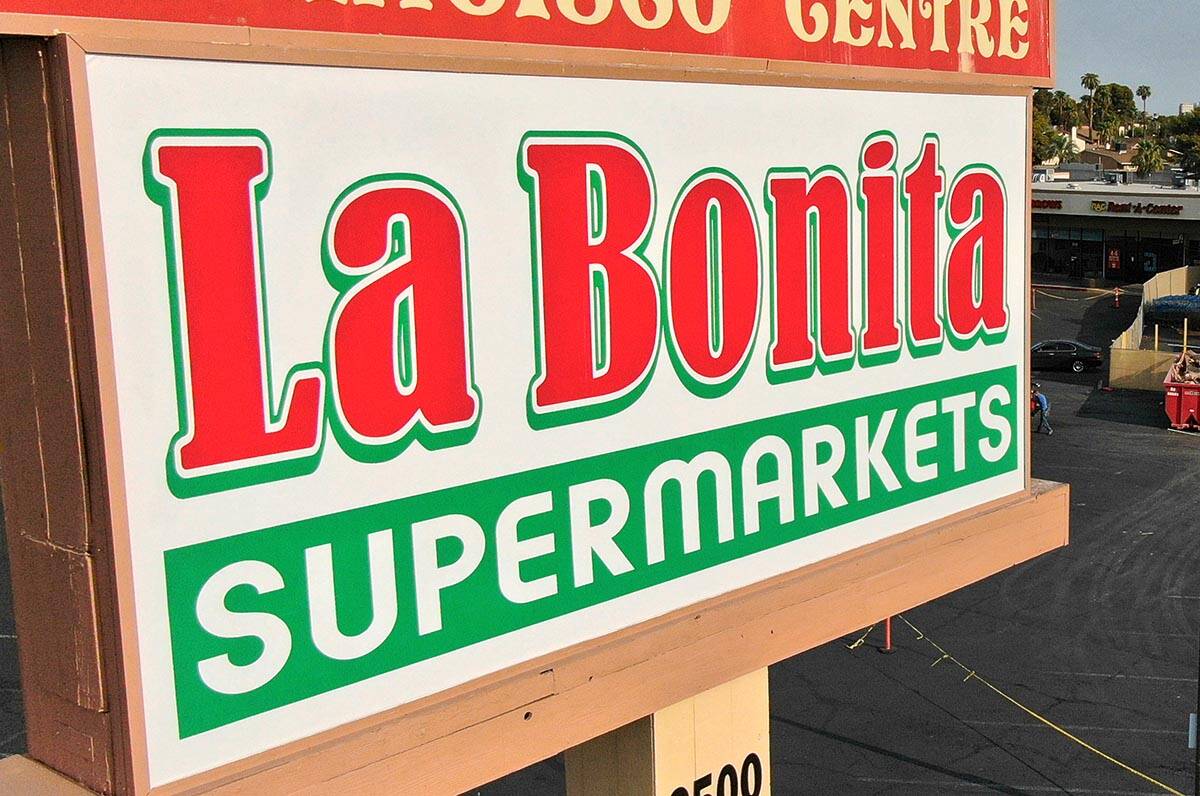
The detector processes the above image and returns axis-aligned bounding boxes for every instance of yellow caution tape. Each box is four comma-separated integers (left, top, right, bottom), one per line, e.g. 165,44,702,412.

847,615,1185,796
844,624,876,651
1034,288,1117,303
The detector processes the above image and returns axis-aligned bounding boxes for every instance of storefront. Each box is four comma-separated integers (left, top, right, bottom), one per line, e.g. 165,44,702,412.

1032,183,1200,283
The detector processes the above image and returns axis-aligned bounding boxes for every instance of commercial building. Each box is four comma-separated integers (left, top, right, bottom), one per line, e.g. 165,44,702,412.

1032,181,1200,283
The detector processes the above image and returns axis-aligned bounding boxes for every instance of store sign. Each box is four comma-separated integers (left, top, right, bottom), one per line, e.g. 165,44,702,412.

19,0,1052,80
86,55,1027,784
1033,190,1200,221
1092,200,1184,216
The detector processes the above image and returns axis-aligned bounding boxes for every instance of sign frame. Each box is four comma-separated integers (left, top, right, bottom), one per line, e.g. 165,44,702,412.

0,2,1058,88
0,10,1063,794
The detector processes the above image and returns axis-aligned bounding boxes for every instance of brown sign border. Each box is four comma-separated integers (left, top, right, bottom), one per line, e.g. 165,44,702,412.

1,0,1059,84
1,3,1058,88
0,14,1055,793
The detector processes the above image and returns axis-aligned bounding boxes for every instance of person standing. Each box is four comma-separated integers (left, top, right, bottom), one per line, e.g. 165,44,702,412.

1032,383,1053,435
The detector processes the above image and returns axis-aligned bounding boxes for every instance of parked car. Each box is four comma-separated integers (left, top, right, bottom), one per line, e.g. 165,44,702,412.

1031,339,1104,373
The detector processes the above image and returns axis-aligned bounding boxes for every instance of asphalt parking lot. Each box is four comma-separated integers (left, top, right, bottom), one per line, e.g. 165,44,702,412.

481,286,1200,795
3,285,1199,795
758,287,1200,795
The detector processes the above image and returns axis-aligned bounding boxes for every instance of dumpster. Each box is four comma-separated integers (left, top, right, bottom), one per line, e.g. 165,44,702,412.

1165,351,1200,430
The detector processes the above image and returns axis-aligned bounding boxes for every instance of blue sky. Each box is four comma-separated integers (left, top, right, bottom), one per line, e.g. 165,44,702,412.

1056,1,1194,115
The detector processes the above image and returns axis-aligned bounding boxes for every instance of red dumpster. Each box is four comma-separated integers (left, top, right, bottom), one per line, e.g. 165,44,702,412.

1165,351,1200,430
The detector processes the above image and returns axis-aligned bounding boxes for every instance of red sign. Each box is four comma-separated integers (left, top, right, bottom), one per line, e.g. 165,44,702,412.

1107,247,1121,271
12,0,1051,81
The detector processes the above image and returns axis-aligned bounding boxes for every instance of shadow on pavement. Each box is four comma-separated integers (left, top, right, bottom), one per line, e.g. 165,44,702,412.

1031,367,1105,390
1077,287,1141,349
771,714,1034,796
1031,284,1140,352
1076,387,1168,429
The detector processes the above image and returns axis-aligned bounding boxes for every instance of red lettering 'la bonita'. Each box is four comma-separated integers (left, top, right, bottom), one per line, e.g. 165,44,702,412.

144,128,1008,497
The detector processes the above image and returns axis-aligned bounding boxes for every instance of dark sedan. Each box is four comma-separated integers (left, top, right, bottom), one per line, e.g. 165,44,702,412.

1031,339,1104,373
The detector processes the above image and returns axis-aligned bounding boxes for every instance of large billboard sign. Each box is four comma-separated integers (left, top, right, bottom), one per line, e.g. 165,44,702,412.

81,54,1029,785
14,0,1052,81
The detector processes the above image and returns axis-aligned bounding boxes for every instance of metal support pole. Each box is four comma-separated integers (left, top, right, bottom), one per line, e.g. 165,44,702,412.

879,617,896,655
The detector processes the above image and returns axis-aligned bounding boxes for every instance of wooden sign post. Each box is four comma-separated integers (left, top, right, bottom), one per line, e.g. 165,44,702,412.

567,669,770,796
0,2,1066,794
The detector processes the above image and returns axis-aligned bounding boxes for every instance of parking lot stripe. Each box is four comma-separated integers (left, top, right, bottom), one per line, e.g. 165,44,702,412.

855,778,1166,795
1039,671,1197,683
965,720,1185,736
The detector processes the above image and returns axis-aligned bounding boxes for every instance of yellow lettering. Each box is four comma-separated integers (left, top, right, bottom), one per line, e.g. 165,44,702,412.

878,0,916,49
557,0,612,24
785,0,830,42
619,0,672,29
451,0,504,12
998,0,1030,59
398,0,434,8
924,0,954,53
678,0,731,34
833,0,874,47
515,0,551,17
958,0,995,57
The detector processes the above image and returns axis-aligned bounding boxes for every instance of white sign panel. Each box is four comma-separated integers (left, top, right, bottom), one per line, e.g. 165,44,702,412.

84,54,1028,785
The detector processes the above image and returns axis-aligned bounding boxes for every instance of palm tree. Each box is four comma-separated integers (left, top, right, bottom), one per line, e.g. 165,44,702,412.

1137,85,1152,115
1053,90,1075,128
1082,72,1101,137
1101,117,1121,148
1051,133,1078,164
1137,85,1153,134
1181,140,1200,179
1134,140,1166,176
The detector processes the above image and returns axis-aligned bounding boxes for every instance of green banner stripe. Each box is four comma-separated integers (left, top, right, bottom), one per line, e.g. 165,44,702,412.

165,366,1018,736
